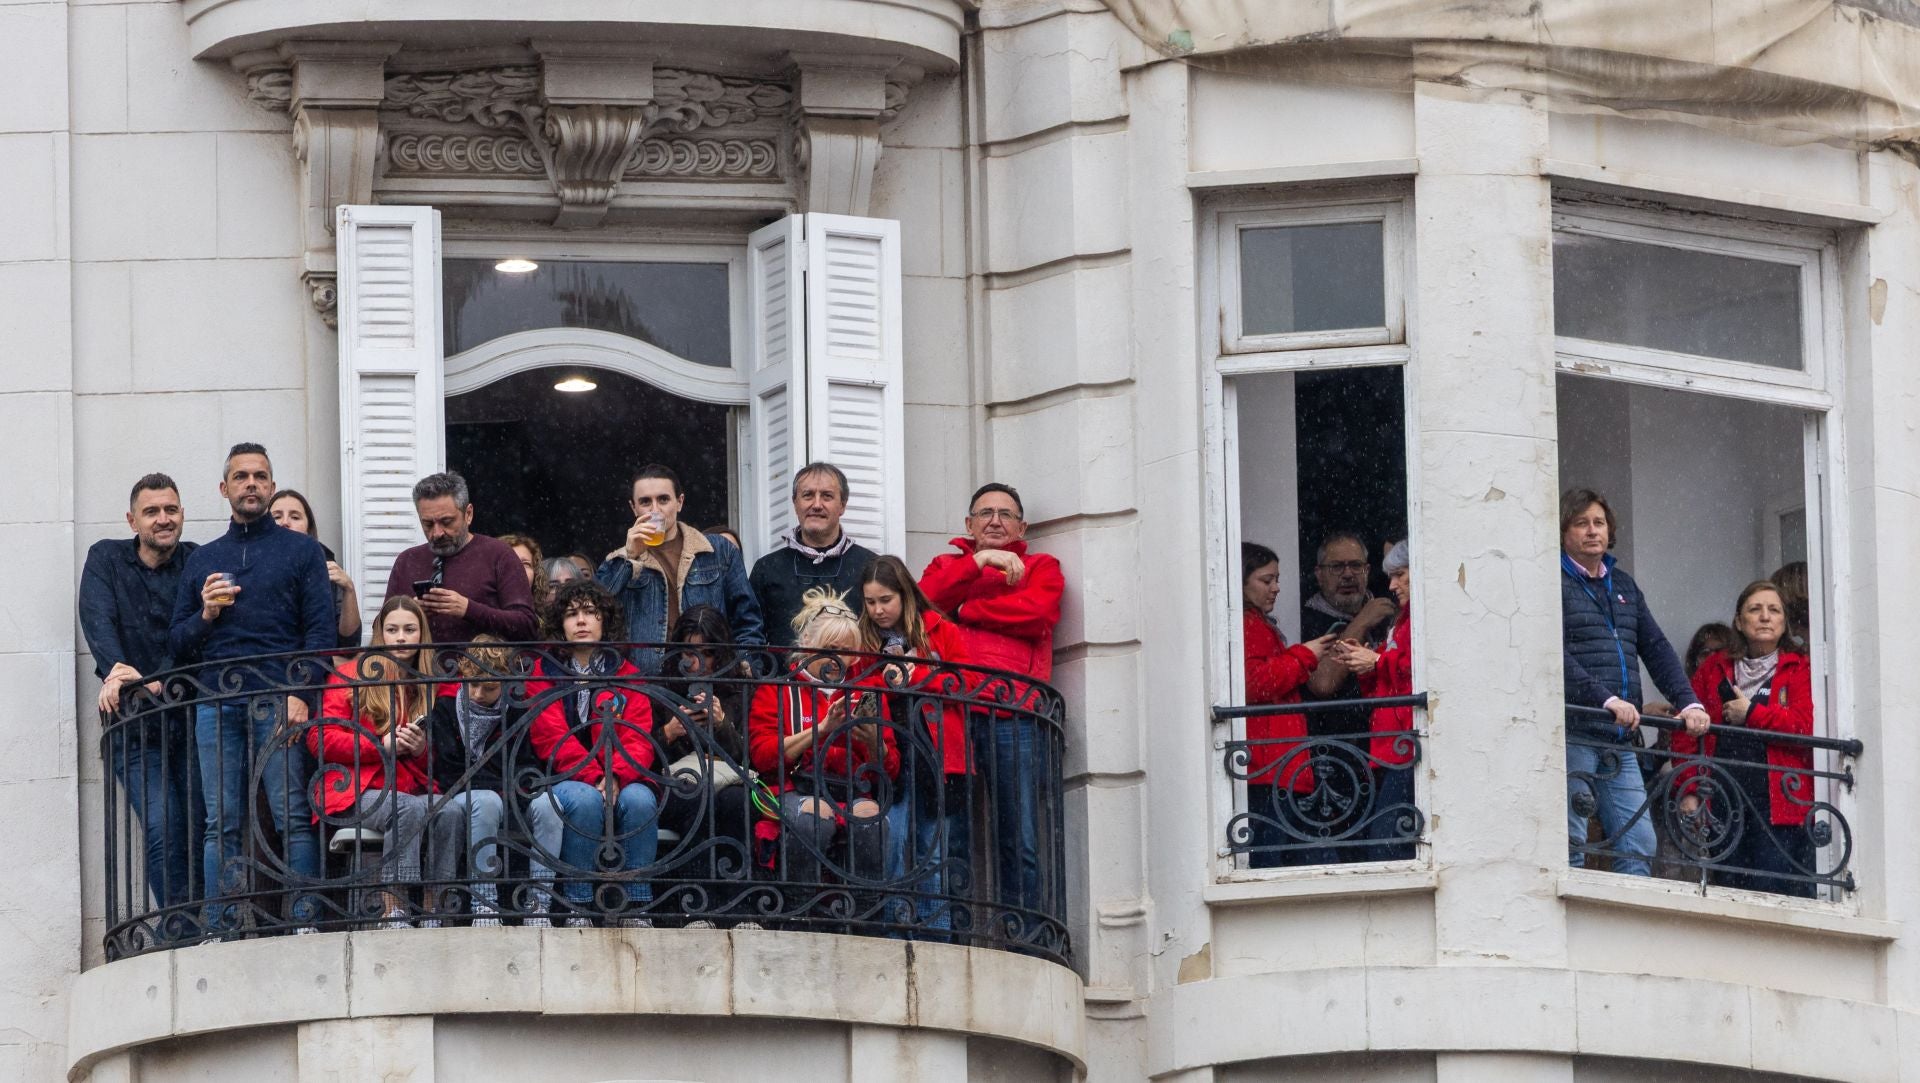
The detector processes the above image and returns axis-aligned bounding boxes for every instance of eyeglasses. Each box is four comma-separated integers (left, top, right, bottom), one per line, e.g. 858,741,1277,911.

1317,561,1368,573
970,508,1023,522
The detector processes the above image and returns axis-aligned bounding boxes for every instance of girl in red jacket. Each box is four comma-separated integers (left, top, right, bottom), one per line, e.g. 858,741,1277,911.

750,587,899,887
1240,542,1334,868
1674,580,1817,898
309,595,464,927
525,579,660,925
859,556,971,928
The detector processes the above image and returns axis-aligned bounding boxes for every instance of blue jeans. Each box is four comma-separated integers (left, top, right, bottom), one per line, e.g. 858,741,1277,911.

541,780,660,905
986,719,1043,917
885,772,971,932
194,699,323,922
1245,787,1343,869
110,715,203,912
1567,739,1656,877
1366,764,1418,861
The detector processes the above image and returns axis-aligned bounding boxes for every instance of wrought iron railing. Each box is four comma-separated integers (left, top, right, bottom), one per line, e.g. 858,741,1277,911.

1567,705,1861,896
1215,694,1427,867
98,643,1069,966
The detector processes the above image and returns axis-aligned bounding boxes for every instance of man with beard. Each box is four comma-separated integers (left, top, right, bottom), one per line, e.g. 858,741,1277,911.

170,443,333,928
80,473,201,912
384,471,538,644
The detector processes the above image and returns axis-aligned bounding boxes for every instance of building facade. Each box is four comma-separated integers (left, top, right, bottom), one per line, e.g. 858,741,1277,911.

8,0,1920,1080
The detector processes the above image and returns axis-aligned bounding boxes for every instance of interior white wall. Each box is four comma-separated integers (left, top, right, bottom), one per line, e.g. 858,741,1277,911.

1234,371,1303,643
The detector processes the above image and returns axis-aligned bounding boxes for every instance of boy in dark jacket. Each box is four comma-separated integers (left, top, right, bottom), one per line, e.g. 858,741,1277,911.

426,637,525,925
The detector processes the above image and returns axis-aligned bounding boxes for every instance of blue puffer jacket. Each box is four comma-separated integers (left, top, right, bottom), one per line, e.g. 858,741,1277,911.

595,528,765,676
1560,552,1694,714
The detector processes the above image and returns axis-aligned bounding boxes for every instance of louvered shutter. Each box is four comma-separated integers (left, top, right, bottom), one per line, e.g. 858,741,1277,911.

801,214,905,556
336,205,445,633
745,216,808,559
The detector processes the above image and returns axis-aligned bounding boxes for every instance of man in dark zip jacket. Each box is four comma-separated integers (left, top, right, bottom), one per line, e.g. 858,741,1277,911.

170,443,334,926
1559,488,1709,877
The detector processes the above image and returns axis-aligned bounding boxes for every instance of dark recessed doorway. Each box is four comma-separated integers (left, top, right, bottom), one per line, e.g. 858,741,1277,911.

445,365,733,562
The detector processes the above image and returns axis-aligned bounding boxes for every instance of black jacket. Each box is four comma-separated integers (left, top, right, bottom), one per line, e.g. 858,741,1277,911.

79,537,198,680
426,693,521,796
1560,553,1693,713
750,540,877,647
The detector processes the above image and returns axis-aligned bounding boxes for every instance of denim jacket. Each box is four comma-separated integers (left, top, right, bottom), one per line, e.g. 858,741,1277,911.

595,528,764,675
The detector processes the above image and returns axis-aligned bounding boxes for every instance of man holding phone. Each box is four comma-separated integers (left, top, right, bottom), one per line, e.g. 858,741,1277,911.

383,471,538,644
169,443,332,927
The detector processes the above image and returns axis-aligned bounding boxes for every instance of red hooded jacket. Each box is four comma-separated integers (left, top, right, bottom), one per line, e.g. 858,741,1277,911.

1360,608,1416,767
749,667,901,792
308,660,437,816
525,657,658,789
919,538,1063,682
1243,608,1320,793
1679,650,1815,826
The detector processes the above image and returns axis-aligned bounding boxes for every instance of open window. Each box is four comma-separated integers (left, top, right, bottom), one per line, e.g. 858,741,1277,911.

1203,187,1421,878
335,205,904,630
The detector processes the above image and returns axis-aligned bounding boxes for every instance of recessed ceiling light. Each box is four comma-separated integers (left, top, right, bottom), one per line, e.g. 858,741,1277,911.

553,375,597,393
495,258,539,274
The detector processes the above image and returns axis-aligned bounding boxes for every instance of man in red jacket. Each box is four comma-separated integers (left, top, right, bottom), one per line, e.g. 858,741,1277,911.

919,482,1064,925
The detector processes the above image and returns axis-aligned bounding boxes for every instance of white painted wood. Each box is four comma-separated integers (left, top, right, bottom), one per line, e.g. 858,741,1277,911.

745,216,808,558
336,204,444,633
802,213,906,556
442,327,749,404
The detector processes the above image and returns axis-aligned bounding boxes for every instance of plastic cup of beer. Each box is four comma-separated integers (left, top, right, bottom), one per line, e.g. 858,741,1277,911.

643,511,668,547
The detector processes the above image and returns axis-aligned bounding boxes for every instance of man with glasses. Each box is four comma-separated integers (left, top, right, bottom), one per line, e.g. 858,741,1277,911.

383,471,539,644
920,482,1065,924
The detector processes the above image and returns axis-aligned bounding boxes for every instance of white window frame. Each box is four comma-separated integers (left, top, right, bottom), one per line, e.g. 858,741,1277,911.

1216,197,1408,357
1200,185,1424,884
440,235,751,529
1551,195,1855,903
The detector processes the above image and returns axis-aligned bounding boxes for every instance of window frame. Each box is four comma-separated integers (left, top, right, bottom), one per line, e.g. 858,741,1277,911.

1216,196,1410,356
1200,184,1424,884
1550,194,1857,902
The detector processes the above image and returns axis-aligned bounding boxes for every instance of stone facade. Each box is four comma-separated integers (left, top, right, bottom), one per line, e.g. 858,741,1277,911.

10,1,1920,1080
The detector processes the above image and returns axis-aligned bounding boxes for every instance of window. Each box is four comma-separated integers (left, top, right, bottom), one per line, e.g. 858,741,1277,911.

1551,196,1853,899
1203,189,1421,879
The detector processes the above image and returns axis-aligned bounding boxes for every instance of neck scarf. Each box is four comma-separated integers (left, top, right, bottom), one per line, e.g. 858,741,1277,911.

454,687,506,760
1734,651,1779,701
783,525,855,563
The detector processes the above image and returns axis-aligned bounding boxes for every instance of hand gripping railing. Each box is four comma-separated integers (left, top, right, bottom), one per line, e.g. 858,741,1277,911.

97,643,1071,966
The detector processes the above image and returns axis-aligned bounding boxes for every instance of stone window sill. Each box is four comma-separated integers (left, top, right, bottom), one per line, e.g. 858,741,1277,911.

1557,868,1901,941
1204,862,1436,907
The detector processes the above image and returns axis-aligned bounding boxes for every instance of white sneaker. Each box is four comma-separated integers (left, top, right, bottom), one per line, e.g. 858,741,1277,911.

620,917,653,929
419,918,444,930
562,916,594,929
293,926,319,936
684,919,716,929
523,917,552,929
732,921,764,931
470,884,502,928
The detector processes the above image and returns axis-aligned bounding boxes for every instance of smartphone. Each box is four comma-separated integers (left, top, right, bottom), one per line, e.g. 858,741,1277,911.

1324,620,1349,637
412,579,436,597
1717,677,1737,704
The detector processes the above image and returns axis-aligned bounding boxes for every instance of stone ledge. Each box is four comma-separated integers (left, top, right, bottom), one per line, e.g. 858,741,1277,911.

66,929,1085,1079
1557,868,1903,942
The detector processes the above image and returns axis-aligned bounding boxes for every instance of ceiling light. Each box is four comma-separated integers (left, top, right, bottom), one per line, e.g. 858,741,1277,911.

553,375,597,393
495,258,539,274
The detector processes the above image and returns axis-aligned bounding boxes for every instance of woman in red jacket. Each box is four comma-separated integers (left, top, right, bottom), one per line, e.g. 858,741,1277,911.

1345,541,1418,861
860,555,971,928
309,595,463,927
750,587,899,888
1240,542,1333,868
525,579,661,926
1674,580,1817,897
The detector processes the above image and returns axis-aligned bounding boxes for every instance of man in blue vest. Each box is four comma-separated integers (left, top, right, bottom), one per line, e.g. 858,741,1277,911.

1559,488,1708,876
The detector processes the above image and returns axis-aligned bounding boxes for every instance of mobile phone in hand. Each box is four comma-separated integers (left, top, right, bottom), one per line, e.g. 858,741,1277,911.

412,579,436,597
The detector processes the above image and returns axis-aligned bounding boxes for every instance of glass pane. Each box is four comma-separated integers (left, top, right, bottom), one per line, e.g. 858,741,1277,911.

1238,221,1386,337
444,259,732,365
1553,232,1803,369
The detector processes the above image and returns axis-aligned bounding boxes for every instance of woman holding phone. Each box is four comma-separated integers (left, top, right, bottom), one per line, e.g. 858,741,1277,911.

749,587,899,887
309,595,463,926
1676,581,1817,897
657,605,755,918
1239,541,1334,868
268,489,362,648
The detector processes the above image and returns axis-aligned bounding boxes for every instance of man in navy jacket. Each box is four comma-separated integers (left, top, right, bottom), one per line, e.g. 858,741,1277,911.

1559,488,1709,877
170,443,334,925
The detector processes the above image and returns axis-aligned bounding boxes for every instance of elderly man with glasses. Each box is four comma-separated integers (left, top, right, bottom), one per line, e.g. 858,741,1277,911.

919,482,1065,926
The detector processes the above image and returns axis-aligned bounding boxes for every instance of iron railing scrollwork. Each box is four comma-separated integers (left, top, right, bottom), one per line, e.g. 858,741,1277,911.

1567,704,1860,896
1214,694,1428,867
98,643,1070,966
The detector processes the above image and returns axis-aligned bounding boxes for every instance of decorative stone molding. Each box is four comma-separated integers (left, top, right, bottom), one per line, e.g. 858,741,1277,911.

303,270,338,329
539,103,650,226
386,132,780,180
787,53,917,216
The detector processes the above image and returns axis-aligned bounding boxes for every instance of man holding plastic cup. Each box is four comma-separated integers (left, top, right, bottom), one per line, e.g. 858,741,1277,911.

596,463,763,675
169,442,333,932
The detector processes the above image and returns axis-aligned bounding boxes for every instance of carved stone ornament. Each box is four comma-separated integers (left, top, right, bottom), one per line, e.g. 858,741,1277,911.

303,271,338,329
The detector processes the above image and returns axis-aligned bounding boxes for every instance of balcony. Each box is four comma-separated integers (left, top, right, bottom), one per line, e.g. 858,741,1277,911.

95,641,1069,964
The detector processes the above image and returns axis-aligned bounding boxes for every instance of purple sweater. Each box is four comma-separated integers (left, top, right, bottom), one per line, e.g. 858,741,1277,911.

384,534,538,643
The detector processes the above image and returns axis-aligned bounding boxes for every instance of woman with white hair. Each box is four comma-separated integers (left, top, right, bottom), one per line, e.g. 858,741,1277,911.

1338,540,1418,860
748,587,899,887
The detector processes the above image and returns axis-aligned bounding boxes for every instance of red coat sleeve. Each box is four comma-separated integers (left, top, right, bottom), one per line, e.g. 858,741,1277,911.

919,552,981,613
309,671,382,763
1672,661,1722,759
527,677,602,786
748,683,785,775
957,554,1064,640
1744,658,1814,737
604,683,656,787
1244,615,1318,704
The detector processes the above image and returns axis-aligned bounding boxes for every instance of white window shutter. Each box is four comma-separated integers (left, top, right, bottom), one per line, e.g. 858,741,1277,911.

800,213,905,556
745,216,808,558
336,205,445,633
